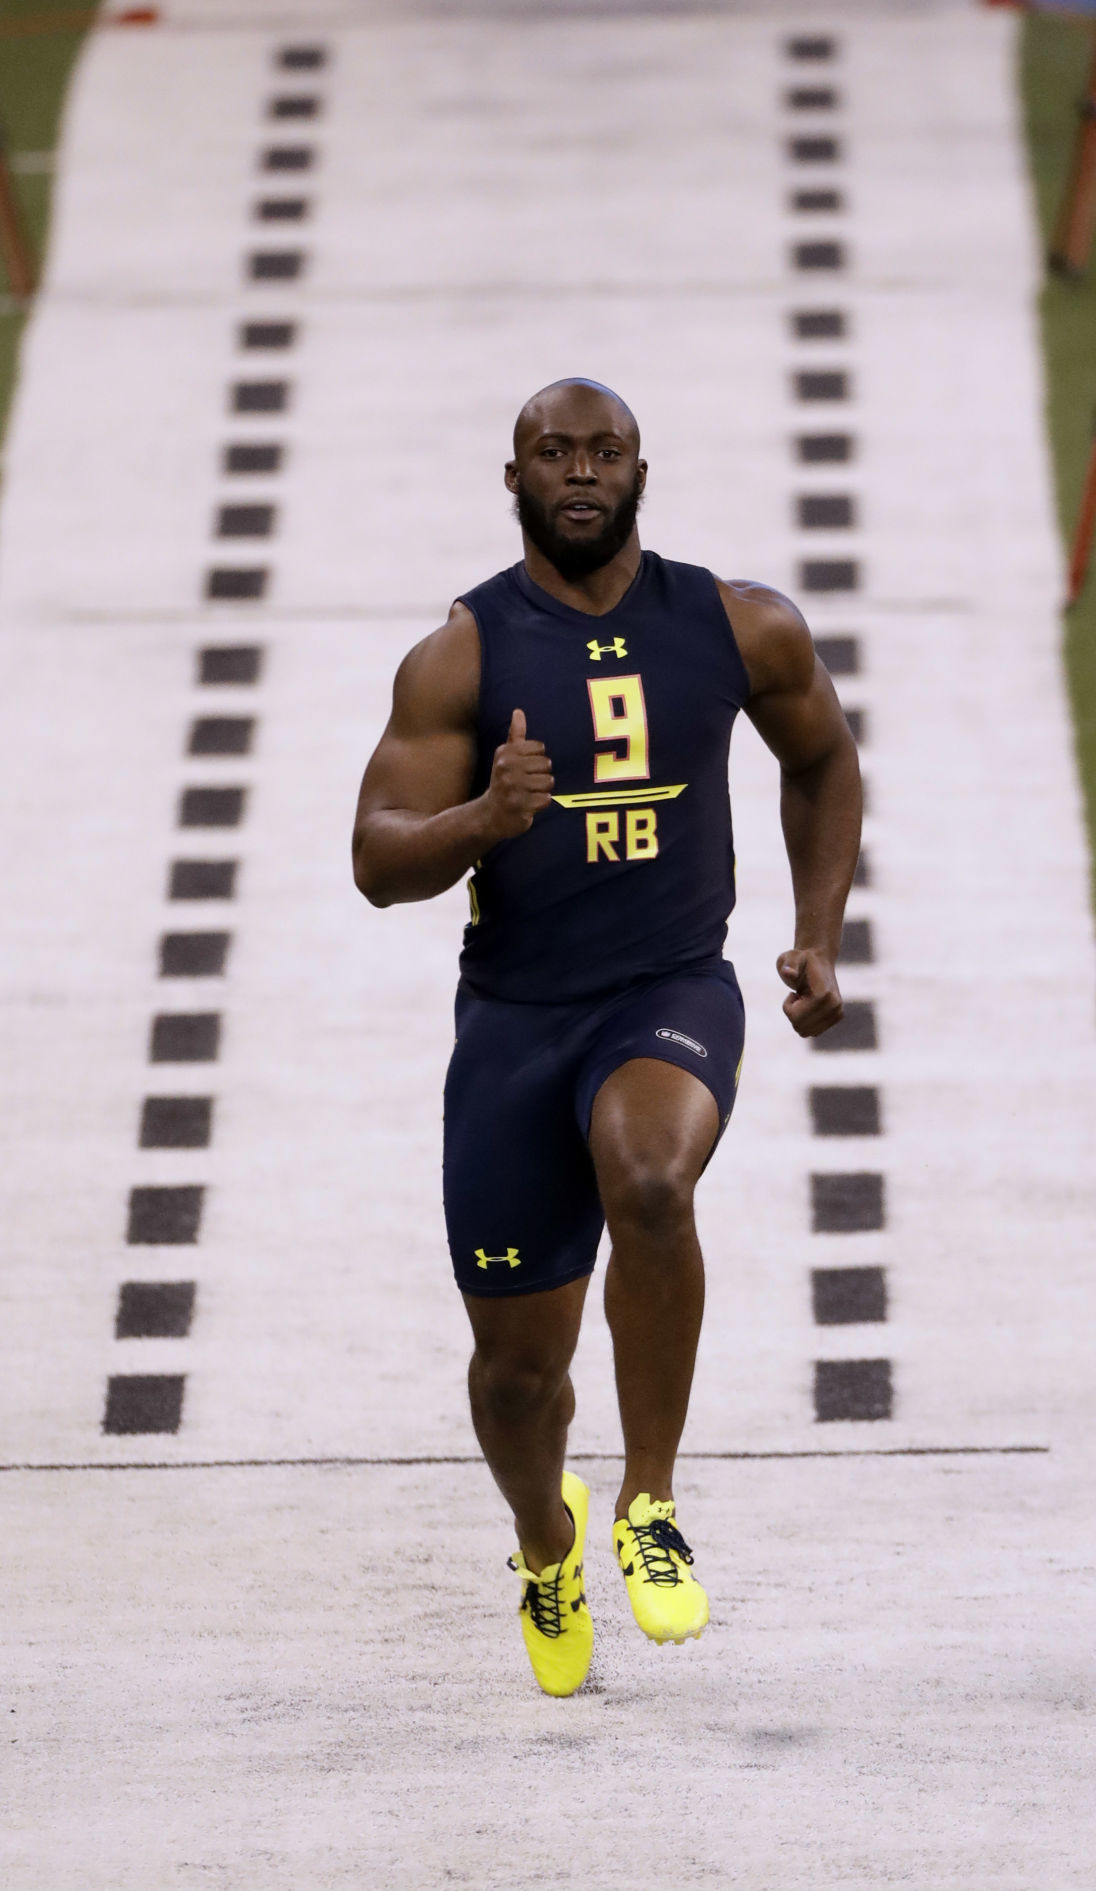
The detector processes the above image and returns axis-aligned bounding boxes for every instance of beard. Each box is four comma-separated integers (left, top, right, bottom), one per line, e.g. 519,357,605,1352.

514,473,643,581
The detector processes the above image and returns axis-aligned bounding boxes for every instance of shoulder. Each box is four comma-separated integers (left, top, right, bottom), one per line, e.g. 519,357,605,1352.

713,578,814,699
392,600,480,732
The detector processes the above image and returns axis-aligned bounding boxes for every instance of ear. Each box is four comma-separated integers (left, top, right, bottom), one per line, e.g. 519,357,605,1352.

636,459,648,492
504,460,519,493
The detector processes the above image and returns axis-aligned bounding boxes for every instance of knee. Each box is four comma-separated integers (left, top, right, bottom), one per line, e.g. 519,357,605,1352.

471,1350,568,1426
601,1156,695,1238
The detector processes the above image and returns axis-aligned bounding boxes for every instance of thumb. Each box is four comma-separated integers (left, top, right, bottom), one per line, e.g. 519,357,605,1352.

508,707,527,743
777,949,805,991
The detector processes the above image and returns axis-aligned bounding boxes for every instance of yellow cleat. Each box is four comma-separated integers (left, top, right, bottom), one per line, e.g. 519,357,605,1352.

508,1471,594,1697
612,1493,709,1645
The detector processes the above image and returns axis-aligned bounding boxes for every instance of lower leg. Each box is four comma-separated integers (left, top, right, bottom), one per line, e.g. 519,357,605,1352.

467,1355,576,1571
589,1059,718,1523
602,1213,705,1520
462,1273,590,1572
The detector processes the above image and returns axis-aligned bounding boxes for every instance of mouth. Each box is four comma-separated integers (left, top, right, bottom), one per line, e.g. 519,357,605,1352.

557,500,604,524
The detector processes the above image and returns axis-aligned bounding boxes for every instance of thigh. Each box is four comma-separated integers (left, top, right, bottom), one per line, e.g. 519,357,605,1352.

443,989,605,1299
577,962,747,1162
588,1057,720,1214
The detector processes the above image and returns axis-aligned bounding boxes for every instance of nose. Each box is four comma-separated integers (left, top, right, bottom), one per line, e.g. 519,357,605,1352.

566,452,597,484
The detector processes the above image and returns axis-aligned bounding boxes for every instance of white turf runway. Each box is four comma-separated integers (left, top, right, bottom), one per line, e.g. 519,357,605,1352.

2,1,1095,1884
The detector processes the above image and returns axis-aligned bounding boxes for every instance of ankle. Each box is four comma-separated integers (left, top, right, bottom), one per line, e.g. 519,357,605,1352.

615,1480,673,1522
517,1504,575,1575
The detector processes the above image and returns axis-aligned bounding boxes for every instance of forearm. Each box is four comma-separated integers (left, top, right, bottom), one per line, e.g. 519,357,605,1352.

780,738,862,960
353,797,498,906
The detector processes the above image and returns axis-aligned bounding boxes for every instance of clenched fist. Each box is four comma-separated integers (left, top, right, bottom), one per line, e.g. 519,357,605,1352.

777,947,844,1038
482,708,555,841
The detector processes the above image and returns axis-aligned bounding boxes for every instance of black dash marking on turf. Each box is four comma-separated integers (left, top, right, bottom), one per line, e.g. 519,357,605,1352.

216,504,274,539
787,88,838,110
223,444,282,476
843,706,866,745
839,918,873,964
814,1358,892,1423
178,788,246,830
812,1000,876,1052
240,321,295,350
103,1374,186,1435
789,137,840,163
199,645,263,685
794,241,845,271
810,1086,881,1137
812,1266,887,1326
792,309,845,338
812,1172,884,1233
800,559,859,592
256,198,309,221
796,434,852,464
206,567,268,600
787,36,835,61
187,716,254,756
795,371,848,402
814,634,859,674
798,495,854,527
115,1281,196,1340
277,46,327,70
139,1097,213,1149
268,95,321,119
126,1186,204,1245
792,189,843,213
261,146,314,172
149,1013,221,1064
853,848,871,889
231,381,289,414
247,251,304,281
159,932,230,978
169,860,237,901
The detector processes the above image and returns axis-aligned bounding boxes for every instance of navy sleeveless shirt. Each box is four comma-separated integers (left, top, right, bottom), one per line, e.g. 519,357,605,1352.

457,550,751,1003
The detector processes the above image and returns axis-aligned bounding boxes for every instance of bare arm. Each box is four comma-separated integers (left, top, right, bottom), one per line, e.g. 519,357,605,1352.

719,580,862,1037
351,602,555,907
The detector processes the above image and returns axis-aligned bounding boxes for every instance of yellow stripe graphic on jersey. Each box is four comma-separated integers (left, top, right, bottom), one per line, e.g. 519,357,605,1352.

553,784,686,810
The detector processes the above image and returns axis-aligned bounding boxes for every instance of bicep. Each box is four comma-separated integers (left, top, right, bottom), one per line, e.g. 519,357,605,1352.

354,618,480,823
356,721,478,822
746,659,852,775
726,586,852,773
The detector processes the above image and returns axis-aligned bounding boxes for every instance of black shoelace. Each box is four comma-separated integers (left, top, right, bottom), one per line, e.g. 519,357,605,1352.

629,1517,695,1588
507,1555,586,1639
508,1553,568,1637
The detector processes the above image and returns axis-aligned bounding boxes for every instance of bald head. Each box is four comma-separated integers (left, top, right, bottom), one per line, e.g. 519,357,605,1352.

512,378,640,456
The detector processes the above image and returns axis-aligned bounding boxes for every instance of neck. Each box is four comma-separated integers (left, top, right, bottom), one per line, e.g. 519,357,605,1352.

520,532,642,617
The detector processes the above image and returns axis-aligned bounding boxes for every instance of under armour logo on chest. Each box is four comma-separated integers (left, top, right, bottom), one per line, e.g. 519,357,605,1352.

586,637,628,662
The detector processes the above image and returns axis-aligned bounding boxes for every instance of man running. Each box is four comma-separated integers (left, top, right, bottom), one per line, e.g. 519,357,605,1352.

352,378,861,1697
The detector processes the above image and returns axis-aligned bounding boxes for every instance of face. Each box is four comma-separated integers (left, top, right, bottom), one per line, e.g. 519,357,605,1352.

506,390,647,582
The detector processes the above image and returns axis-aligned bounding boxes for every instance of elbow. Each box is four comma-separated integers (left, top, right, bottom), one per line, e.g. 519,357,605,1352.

352,838,392,907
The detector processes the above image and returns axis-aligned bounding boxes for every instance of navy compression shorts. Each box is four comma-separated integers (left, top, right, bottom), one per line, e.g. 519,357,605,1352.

443,961,746,1298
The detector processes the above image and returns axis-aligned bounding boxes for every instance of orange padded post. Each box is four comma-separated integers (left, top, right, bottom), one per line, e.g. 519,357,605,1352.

1050,32,1096,276
0,126,35,300
1066,415,1096,606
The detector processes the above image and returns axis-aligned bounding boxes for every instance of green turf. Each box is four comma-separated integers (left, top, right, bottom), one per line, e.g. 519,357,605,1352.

0,0,92,450
1019,13,1096,913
